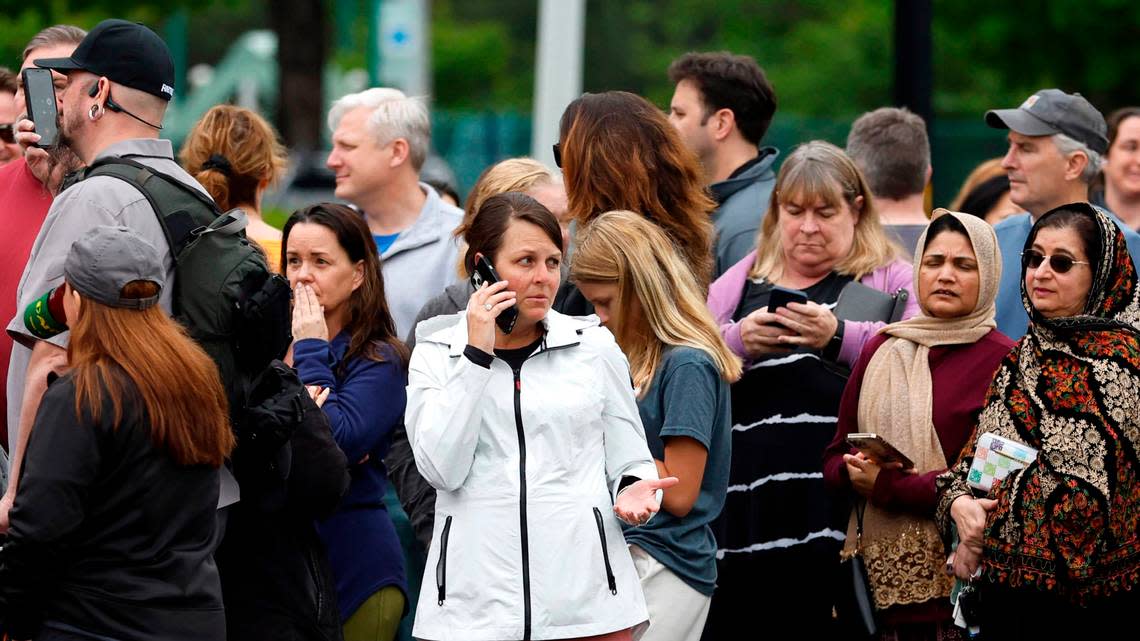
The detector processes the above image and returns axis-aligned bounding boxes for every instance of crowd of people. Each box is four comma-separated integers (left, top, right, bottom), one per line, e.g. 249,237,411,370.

0,17,1138,641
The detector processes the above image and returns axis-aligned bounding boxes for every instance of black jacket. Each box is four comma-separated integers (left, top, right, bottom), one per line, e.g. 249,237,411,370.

0,372,226,641
217,361,350,641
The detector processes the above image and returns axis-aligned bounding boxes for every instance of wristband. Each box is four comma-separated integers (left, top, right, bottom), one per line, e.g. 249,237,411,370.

23,286,69,339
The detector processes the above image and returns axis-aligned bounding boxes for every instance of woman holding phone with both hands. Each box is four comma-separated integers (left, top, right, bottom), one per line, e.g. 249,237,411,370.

572,210,740,641
406,192,675,641
822,210,1014,639
704,141,918,637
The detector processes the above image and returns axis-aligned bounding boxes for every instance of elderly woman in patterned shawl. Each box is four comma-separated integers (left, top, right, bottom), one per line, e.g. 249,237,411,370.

823,210,1015,640
936,202,1140,638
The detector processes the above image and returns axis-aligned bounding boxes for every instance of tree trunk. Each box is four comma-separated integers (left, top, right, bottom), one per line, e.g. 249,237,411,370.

269,0,326,152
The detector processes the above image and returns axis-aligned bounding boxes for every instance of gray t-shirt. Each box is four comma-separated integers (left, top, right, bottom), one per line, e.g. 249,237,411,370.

621,345,731,596
5,139,204,452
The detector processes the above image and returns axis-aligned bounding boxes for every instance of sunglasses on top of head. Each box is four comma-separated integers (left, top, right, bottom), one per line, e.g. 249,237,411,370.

1021,249,1090,274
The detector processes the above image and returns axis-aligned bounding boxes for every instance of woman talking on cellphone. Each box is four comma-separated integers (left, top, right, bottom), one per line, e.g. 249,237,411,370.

406,192,675,641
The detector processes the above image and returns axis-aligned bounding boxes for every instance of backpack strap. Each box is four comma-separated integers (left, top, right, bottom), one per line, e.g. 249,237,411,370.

81,155,225,262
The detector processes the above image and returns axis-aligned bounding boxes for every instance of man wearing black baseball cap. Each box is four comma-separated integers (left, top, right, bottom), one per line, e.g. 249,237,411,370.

3,19,224,534
984,88,1140,339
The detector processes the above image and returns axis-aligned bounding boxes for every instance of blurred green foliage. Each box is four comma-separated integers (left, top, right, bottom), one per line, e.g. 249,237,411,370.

431,0,1140,117
5,1,1137,118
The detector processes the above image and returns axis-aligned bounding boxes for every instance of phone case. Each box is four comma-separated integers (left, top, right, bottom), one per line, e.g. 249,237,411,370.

767,286,809,313
22,68,59,148
846,433,915,469
470,257,518,334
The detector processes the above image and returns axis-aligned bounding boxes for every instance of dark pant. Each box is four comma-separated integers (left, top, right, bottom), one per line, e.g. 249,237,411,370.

978,582,1138,640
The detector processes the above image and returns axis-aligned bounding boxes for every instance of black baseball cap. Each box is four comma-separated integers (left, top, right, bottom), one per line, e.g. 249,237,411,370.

34,19,175,102
985,89,1107,155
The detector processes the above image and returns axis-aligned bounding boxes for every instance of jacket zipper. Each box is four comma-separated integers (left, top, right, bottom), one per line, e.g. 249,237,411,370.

305,546,324,619
513,367,533,640
592,507,618,595
436,515,453,605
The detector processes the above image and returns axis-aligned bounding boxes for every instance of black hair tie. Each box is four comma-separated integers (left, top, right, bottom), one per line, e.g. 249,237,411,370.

201,154,233,177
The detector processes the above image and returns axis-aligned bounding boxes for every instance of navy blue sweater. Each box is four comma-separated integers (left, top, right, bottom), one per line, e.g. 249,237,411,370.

293,333,408,621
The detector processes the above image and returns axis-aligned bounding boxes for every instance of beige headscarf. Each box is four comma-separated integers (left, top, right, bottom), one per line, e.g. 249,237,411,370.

842,209,1001,610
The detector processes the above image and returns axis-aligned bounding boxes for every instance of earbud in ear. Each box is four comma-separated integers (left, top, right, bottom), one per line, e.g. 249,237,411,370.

88,83,99,98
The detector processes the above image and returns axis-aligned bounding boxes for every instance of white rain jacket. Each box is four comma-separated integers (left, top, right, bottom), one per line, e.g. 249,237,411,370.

407,310,656,641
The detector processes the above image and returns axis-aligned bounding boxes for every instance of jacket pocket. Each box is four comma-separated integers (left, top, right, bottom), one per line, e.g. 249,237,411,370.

592,507,618,595
436,515,453,605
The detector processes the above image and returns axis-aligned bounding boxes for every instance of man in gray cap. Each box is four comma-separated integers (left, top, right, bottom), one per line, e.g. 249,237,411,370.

1,19,216,530
985,88,1140,339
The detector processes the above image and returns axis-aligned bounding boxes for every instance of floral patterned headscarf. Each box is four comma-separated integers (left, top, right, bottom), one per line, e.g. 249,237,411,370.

1021,202,1140,334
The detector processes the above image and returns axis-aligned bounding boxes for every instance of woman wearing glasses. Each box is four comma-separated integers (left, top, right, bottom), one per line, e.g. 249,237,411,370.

936,203,1140,638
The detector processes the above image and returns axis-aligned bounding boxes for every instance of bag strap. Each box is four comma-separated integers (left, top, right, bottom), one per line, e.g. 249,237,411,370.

81,156,224,261
854,498,867,548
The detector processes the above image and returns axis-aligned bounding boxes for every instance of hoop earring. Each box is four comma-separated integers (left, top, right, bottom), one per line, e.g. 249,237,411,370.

89,104,102,121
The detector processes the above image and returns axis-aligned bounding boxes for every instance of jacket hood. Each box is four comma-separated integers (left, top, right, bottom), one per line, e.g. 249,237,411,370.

710,146,779,204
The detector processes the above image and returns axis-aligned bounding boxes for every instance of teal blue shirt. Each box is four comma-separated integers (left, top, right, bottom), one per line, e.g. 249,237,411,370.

622,346,731,596
373,232,400,255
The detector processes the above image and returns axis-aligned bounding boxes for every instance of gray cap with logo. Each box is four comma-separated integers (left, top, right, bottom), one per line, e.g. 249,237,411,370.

64,225,164,309
985,88,1108,155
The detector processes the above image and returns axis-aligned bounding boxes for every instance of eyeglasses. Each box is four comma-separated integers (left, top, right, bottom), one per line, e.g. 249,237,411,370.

1021,249,1091,274
0,124,14,144
552,142,561,168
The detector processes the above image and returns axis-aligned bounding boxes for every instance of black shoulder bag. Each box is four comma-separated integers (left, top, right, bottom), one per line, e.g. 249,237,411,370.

834,499,878,638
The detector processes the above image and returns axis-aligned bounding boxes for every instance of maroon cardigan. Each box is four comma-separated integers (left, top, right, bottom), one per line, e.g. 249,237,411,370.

823,328,1015,513
821,328,1014,625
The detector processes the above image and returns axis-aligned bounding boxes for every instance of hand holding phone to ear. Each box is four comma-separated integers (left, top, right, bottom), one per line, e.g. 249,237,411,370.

466,280,516,353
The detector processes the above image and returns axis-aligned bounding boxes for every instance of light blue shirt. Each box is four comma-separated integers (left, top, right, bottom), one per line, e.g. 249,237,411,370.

994,210,1140,339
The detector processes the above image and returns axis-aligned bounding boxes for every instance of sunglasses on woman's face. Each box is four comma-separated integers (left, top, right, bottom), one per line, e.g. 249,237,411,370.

552,142,562,168
1021,249,1091,274
0,124,15,144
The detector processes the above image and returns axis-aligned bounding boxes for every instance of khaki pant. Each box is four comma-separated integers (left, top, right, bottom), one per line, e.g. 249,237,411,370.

629,545,711,641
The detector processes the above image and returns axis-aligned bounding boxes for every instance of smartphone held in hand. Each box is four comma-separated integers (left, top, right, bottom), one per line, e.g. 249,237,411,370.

21,68,59,148
767,285,809,314
846,432,915,470
470,255,519,334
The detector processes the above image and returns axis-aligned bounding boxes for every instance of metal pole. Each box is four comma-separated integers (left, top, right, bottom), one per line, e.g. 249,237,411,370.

532,0,585,166
893,0,933,123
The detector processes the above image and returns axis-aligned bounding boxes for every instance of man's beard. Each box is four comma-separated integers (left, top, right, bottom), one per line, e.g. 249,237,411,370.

56,106,83,154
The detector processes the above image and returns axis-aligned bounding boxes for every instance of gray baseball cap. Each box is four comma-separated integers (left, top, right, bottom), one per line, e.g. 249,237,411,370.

64,226,164,309
985,89,1108,154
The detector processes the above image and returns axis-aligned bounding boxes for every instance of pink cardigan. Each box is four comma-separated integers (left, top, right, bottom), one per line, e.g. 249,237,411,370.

708,250,919,366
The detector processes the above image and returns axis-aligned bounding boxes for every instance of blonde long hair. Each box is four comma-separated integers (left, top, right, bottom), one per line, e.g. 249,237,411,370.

452,158,560,278
571,211,741,396
751,140,900,282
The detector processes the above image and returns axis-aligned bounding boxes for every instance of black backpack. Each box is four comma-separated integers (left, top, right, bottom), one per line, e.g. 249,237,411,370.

69,156,292,407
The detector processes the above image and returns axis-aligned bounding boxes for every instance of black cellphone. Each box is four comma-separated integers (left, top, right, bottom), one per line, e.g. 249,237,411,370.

470,255,519,334
21,68,59,148
767,285,809,313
